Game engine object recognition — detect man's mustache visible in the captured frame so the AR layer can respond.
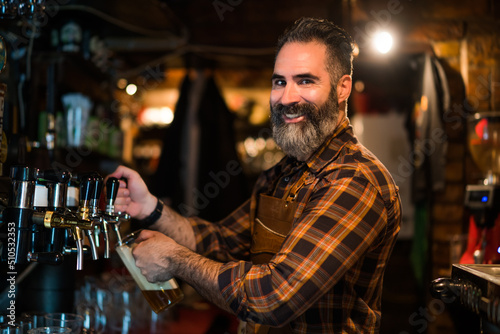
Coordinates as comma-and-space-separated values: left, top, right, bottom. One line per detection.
271, 103, 317, 117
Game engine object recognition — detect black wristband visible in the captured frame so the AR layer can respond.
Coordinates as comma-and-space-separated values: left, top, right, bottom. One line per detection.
140, 198, 164, 228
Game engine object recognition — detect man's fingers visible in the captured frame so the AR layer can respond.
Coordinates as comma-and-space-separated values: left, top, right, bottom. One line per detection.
108, 165, 135, 182
136, 229, 157, 242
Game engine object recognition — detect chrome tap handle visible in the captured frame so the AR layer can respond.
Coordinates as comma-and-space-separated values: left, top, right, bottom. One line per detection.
90, 174, 103, 216
105, 177, 120, 214
101, 177, 120, 257
103, 177, 123, 253
72, 175, 94, 269
86, 174, 103, 260
78, 175, 93, 220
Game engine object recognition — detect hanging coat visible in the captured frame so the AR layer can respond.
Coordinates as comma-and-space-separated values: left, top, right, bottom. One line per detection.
151, 71, 249, 222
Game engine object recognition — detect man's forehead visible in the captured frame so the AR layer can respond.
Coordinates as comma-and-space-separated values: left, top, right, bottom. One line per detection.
273, 41, 329, 76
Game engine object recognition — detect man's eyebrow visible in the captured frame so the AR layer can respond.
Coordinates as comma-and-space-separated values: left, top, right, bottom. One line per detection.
271, 73, 321, 81
294, 73, 320, 81
271, 73, 285, 80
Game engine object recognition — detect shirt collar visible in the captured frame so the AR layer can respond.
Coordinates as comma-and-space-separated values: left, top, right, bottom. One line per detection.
303, 117, 354, 174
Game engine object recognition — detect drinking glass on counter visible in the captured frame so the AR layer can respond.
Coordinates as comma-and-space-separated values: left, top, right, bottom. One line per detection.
20, 312, 46, 329
73, 266, 178, 333
74, 277, 109, 333
0, 323, 20, 334
43, 314, 82, 334
27, 327, 71, 334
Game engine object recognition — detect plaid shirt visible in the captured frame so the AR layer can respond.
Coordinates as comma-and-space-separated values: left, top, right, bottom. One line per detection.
190, 118, 401, 333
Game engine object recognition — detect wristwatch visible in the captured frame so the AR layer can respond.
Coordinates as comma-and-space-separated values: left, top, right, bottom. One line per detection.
140, 197, 164, 228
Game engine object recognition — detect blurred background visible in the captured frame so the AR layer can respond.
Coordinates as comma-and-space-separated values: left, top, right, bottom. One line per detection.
0, 0, 499, 333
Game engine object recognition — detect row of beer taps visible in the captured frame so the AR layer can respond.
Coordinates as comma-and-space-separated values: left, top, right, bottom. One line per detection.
1, 165, 129, 270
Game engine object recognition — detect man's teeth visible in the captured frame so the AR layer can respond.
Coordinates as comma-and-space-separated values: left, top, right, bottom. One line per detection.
285, 113, 302, 119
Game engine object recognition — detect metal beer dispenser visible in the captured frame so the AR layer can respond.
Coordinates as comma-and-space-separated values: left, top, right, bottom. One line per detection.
0, 167, 133, 270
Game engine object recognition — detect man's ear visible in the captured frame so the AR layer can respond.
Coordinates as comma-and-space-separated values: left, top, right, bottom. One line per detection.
337, 74, 352, 104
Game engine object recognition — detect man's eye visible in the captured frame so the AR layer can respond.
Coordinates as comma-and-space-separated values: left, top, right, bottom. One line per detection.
273, 79, 286, 86
299, 79, 313, 85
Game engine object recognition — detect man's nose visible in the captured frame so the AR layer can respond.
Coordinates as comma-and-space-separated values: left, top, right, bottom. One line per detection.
281, 84, 300, 105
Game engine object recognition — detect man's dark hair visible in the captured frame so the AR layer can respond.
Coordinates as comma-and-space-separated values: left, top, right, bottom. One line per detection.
276, 17, 354, 84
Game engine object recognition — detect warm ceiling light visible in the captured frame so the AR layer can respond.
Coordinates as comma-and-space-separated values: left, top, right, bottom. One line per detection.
139, 107, 174, 126
117, 78, 128, 89
126, 84, 138, 95
373, 31, 393, 54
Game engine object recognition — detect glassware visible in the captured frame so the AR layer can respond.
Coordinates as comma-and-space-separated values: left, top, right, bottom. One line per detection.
74, 277, 108, 333
467, 111, 500, 184
20, 312, 46, 328
0, 323, 20, 334
115, 230, 184, 314
43, 314, 83, 334
27, 327, 71, 334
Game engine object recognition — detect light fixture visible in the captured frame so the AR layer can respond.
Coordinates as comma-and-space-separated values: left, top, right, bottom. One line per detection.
116, 78, 128, 90
373, 31, 393, 54
139, 107, 174, 127
125, 84, 137, 96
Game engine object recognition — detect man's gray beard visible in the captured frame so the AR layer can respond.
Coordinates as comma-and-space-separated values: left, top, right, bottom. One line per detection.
271, 93, 339, 161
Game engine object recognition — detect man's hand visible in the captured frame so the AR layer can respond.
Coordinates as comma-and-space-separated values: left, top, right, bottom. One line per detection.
133, 230, 178, 283
131, 231, 231, 314
107, 165, 157, 220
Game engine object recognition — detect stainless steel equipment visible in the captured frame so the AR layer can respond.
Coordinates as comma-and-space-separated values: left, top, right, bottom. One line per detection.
432, 264, 500, 333
432, 112, 500, 333
0, 166, 129, 270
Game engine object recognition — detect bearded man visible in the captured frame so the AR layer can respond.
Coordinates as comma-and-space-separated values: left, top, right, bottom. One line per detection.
109, 17, 401, 334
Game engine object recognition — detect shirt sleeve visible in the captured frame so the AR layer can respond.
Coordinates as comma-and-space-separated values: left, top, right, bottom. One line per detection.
189, 199, 253, 262
218, 176, 390, 326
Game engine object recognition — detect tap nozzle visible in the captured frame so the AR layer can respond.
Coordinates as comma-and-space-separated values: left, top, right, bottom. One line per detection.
102, 177, 123, 256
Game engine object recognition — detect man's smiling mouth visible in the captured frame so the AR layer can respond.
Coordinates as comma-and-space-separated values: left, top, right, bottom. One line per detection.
283, 113, 306, 123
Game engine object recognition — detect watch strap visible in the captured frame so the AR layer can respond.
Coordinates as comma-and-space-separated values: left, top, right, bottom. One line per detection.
140, 197, 164, 228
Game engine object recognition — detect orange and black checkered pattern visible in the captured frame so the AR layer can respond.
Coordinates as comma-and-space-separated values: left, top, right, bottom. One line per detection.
190, 119, 401, 333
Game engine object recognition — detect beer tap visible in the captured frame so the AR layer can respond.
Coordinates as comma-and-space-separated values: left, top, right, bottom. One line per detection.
43, 170, 72, 251
30, 209, 91, 265
75, 175, 98, 266
90, 175, 103, 249
27, 169, 72, 264
83, 173, 102, 261
2, 166, 38, 264
30, 175, 95, 269
102, 177, 129, 257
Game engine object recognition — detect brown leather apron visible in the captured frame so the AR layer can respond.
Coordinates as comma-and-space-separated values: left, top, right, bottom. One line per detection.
246, 172, 309, 334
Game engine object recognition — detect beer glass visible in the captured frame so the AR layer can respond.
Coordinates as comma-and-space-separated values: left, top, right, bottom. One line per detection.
27, 327, 71, 334
115, 231, 184, 313
43, 314, 83, 334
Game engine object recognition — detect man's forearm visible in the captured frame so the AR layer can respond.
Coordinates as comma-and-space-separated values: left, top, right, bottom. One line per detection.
172, 246, 233, 314
149, 204, 197, 251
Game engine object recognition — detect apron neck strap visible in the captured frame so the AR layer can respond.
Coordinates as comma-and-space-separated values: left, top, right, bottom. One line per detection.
284, 169, 309, 203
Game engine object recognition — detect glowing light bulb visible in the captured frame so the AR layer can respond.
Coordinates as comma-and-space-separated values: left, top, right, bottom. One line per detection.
373, 31, 393, 54
126, 84, 138, 95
